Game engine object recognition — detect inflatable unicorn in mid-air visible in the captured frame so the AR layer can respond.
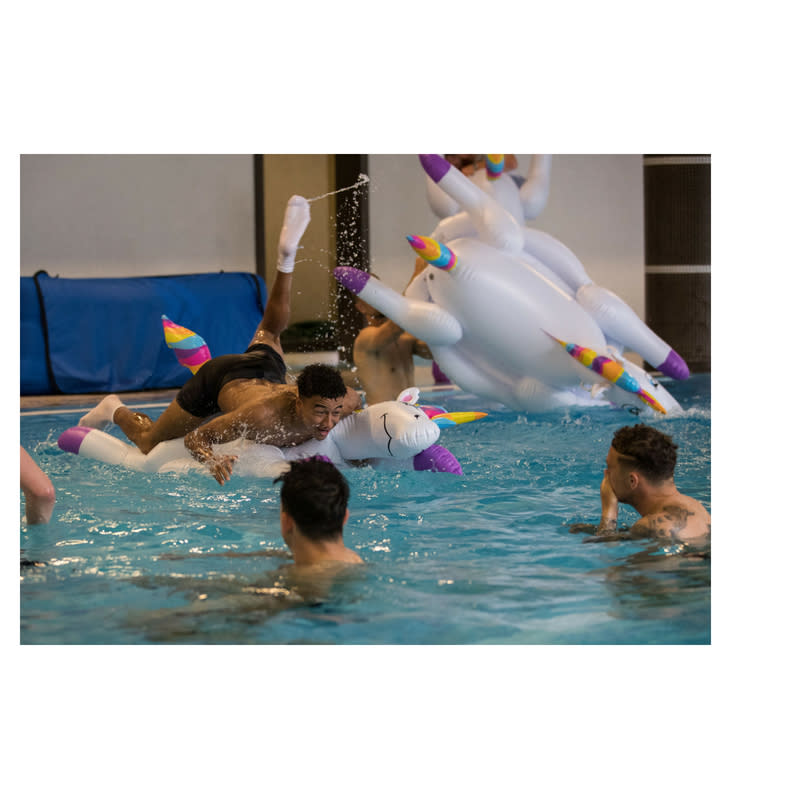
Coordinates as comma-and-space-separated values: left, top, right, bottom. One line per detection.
335, 154, 688, 416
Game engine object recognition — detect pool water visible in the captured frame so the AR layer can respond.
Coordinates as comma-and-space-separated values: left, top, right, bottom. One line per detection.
19, 374, 710, 644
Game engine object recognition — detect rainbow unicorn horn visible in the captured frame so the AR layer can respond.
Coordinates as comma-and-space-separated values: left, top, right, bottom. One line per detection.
417, 405, 488, 428
406, 235, 457, 272
429, 410, 488, 428
546, 332, 667, 415
485, 154, 505, 180
161, 315, 212, 374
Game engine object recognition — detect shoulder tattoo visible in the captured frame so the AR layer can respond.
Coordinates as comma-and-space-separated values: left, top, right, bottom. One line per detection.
631, 504, 695, 539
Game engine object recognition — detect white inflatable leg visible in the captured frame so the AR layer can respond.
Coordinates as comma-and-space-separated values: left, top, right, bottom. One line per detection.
470, 170, 525, 224
425, 173, 461, 219
517, 250, 575, 297
521, 228, 592, 292
431, 211, 478, 244
419, 155, 523, 254
576, 284, 690, 379
519, 155, 552, 220
335, 268, 463, 345
58, 427, 150, 470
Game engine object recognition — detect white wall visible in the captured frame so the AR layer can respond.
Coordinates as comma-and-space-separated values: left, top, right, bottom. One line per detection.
20, 155, 255, 278
367, 154, 646, 318
19, 153, 645, 322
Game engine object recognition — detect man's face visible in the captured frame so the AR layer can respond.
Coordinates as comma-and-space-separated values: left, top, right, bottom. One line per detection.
297, 395, 346, 440
605, 446, 635, 504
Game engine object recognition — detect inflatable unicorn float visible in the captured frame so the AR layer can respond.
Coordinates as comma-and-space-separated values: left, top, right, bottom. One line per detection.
335, 154, 688, 416
58, 318, 485, 479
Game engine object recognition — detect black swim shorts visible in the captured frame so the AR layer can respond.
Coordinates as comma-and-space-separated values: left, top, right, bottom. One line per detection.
175, 343, 287, 418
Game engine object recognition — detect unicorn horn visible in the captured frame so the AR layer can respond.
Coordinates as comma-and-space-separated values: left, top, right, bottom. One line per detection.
406, 235, 457, 272
430, 411, 488, 428
485, 154, 505, 180
546, 332, 667, 415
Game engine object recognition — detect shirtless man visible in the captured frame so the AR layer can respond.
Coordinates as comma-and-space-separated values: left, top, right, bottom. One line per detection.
80, 195, 361, 485
593, 423, 711, 543
352, 291, 432, 405
275, 456, 363, 568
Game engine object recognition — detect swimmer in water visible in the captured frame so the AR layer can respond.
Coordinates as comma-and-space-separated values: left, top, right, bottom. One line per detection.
80, 195, 360, 485
350, 286, 433, 405
583, 423, 711, 543
128, 458, 363, 637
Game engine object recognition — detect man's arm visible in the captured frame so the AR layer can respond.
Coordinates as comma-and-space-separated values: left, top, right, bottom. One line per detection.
20, 447, 56, 524
183, 410, 255, 485
412, 337, 433, 360
342, 386, 363, 416
597, 473, 619, 533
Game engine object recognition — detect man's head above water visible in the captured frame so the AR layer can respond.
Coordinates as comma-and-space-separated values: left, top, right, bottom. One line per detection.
294, 364, 349, 441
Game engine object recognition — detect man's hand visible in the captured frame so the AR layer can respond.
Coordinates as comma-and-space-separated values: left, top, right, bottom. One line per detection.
207, 454, 238, 486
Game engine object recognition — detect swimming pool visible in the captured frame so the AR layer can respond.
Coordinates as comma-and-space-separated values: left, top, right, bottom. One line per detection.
20, 374, 710, 644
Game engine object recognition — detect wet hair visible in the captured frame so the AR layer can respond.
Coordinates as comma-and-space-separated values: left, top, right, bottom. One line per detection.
275, 456, 350, 540
296, 364, 346, 400
611, 424, 678, 483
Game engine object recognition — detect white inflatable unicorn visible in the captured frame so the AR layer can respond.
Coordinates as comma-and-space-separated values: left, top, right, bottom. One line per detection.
335, 154, 686, 416
60, 309, 487, 478
58, 388, 484, 479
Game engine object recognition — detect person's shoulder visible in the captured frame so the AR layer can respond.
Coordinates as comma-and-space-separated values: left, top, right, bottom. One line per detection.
235, 392, 286, 423
632, 498, 710, 540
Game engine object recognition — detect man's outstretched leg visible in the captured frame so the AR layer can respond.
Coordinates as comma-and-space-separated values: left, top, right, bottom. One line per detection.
249, 195, 311, 354
80, 395, 205, 454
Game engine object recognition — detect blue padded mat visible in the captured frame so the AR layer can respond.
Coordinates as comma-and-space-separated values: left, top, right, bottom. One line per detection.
21, 271, 266, 394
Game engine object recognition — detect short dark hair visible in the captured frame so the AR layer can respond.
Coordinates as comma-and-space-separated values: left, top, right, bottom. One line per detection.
275, 457, 350, 540
296, 364, 346, 400
611, 424, 678, 483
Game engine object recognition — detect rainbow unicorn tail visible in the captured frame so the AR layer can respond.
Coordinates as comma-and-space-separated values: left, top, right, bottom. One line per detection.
547, 332, 667, 415
162, 316, 212, 374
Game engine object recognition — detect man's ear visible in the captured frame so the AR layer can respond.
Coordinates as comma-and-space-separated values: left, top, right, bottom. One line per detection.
281, 509, 294, 537
343, 509, 350, 527
629, 471, 640, 490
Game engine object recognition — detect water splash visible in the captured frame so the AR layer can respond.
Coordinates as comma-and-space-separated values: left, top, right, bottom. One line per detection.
306, 173, 370, 203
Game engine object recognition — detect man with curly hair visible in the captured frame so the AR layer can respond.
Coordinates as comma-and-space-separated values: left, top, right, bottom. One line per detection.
79, 196, 360, 484
595, 423, 710, 542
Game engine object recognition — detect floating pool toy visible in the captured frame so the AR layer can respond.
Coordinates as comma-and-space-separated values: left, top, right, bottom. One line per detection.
161, 315, 211, 374
336, 154, 686, 416
59, 389, 486, 478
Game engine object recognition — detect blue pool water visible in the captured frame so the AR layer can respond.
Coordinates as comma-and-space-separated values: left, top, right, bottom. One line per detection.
19, 374, 710, 645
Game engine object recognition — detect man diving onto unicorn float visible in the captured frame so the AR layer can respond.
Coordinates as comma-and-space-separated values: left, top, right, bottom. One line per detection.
79, 195, 361, 486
